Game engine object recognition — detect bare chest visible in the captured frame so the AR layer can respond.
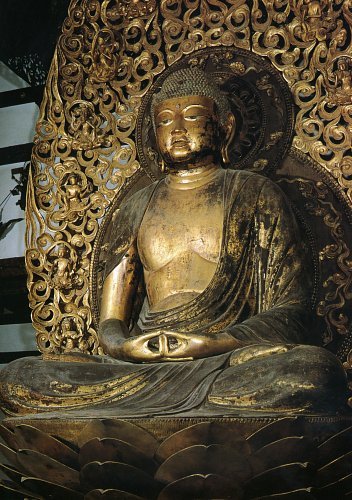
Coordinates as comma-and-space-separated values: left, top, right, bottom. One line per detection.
137, 180, 224, 272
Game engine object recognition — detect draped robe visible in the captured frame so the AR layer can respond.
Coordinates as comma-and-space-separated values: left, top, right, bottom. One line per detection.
0, 170, 348, 416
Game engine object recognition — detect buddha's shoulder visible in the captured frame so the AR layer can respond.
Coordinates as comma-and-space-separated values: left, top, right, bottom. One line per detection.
228, 169, 284, 196
227, 168, 265, 185
110, 182, 158, 234
119, 181, 158, 211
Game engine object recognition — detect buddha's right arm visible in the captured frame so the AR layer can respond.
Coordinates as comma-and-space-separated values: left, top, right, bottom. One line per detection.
99, 242, 140, 356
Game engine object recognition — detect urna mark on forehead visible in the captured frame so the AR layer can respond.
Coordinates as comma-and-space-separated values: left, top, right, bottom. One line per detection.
151, 67, 231, 126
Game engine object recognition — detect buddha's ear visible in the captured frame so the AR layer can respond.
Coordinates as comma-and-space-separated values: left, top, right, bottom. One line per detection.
221, 112, 235, 166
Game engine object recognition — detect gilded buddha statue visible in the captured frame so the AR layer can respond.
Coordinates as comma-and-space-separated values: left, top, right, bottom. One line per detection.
0, 68, 348, 416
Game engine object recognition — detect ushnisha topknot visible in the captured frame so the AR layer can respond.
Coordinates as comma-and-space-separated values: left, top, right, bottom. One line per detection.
151, 67, 231, 128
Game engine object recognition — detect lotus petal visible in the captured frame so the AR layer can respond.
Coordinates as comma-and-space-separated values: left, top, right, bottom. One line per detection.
22, 477, 83, 499
250, 436, 314, 476
0, 442, 21, 469
14, 424, 79, 469
85, 489, 145, 499
78, 420, 157, 457
155, 444, 250, 484
16, 449, 80, 490
156, 422, 249, 462
0, 479, 41, 499
79, 437, 157, 474
317, 473, 352, 497
245, 462, 312, 497
251, 488, 314, 499
0, 462, 24, 483
316, 450, 352, 486
0, 424, 19, 450
80, 461, 159, 497
247, 418, 306, 452
317, 426, 352, 467
157, 473, 242, 499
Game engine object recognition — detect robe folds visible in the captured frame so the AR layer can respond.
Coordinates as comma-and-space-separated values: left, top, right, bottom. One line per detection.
0, 170, 348, 416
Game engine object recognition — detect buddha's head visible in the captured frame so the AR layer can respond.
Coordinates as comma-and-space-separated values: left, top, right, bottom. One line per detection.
67, 174, 78, 185
57, 244, 67, 258
151, 68, 235, 170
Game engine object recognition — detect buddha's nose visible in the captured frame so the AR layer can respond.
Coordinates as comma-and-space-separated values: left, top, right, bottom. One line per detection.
172, 115, 187, 134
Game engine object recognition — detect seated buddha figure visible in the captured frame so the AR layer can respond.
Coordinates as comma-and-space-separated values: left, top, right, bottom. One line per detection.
0, 68, 348, 416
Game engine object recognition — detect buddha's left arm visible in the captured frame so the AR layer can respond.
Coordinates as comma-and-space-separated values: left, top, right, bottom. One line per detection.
227, 180, 314, 347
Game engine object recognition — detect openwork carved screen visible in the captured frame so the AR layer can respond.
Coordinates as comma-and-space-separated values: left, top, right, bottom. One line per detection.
27, 0, 352, 360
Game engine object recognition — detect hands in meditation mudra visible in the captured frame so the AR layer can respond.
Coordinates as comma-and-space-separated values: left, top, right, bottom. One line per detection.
0, 68, 348, 416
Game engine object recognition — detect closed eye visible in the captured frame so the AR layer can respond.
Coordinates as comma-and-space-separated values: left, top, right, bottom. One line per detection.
157, 118, 173, 127
185, 115, 201, 120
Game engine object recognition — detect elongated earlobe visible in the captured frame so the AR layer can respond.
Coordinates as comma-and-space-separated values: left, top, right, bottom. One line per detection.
159, 156, 167, 173
221, 113, 235, 165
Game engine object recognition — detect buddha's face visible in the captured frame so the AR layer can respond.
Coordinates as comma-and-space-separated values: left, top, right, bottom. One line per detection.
58, 246, 66, 258
68, 175, 77, 185
154, 95, 220, 168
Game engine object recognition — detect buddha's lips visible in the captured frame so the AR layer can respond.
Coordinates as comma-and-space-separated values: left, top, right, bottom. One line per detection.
171, 137, 189, 146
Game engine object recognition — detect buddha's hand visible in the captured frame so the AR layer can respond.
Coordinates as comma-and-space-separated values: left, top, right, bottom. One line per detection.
99, 321, 238, 362
146, 330, 239, 361
99, 320, 159, 362
109, 331, 196, 363
110, 332, 170, 362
